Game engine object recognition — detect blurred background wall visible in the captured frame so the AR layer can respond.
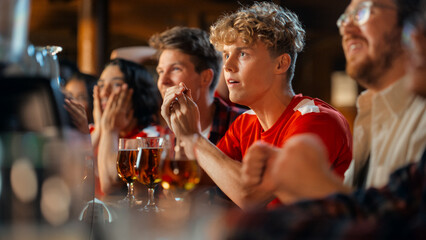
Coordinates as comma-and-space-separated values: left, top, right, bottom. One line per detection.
28, 0, 358, 129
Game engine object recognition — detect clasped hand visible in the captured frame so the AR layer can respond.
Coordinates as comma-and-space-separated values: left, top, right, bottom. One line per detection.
241, 141, 279, 197
161, 82, 201, 138
241, 134, 343, 205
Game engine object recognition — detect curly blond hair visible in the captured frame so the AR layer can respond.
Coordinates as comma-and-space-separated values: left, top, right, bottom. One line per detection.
210, 1, 305, 82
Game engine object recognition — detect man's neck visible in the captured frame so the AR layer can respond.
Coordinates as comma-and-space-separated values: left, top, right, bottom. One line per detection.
367, 55, 407, 92
251, 88, 295, 131
197, 95, 215, 132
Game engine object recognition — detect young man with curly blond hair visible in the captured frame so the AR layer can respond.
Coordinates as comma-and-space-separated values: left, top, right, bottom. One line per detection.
160, 2, 352, 210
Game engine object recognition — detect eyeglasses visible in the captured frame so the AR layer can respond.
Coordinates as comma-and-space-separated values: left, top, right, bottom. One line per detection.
337, 1, 397, 29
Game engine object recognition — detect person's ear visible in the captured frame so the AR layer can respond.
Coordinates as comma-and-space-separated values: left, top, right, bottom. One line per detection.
200, 68, 214, 89
275, 53, 291, 74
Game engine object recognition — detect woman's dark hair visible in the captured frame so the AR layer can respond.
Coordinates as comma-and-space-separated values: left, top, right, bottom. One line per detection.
106, 58, 161, 127
67, 71, 98, 123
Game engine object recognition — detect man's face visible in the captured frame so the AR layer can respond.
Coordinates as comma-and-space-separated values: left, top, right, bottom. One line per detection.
156, 49, 203, 102
340, 0, 402, 89
222, 38, 277, 108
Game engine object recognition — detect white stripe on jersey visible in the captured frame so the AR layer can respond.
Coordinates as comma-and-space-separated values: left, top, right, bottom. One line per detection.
293, 99, 320, 115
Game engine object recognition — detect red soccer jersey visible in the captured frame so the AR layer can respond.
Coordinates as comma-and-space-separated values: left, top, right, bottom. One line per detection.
216, 94, 353, 207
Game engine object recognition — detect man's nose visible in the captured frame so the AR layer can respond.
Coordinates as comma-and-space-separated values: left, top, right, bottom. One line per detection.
223, 55, 238, 73
158, 72, 174, 86
339, 17, 358, 36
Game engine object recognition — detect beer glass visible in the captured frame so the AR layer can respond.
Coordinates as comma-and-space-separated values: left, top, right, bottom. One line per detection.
135, 137, 164, 212
160, 135, 201, 202
116, 138, 141, 207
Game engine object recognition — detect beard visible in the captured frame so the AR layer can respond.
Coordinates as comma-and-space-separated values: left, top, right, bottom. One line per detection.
346, 30, 403, 89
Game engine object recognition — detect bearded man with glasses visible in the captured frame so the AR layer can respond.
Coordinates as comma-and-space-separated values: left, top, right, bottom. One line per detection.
337, 0, 426, 189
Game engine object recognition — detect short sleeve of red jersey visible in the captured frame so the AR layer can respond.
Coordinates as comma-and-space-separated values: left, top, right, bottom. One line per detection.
285, 108, 352, 178
216, 117, 244, 161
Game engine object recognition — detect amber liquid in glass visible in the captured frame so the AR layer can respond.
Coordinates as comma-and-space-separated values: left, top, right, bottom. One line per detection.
117, 149, 138, 183
136, 147, 163, 188
161, 159, 201, 195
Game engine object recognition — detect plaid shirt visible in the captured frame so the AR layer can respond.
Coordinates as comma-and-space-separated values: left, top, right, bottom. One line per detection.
208, 97, 246, 144
227, 149, 426, 239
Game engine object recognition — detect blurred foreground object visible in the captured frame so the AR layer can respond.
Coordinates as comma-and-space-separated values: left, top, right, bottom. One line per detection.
0, 0, 95, 239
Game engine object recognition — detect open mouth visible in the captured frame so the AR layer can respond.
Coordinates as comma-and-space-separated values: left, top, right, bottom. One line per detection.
344, 36, 366, 58
349, 42, 362, 51
227, 79, 240, 85
344, 39, 365, 59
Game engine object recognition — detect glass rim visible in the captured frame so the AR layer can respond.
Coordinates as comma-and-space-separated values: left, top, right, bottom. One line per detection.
118, 137, 141, 140
118, 138, 141, 148
136, 136, 164, 139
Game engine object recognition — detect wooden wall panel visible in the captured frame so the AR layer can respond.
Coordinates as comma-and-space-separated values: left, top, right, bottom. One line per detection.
27, 0, 354, 127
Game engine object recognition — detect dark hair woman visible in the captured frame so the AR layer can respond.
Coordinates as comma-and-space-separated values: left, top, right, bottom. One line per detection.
92, 58, 164, 195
